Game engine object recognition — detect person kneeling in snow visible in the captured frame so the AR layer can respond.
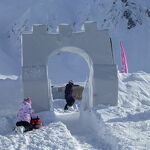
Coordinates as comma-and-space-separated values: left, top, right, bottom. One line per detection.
64, 80, 75, 110
16, 97, 35, 132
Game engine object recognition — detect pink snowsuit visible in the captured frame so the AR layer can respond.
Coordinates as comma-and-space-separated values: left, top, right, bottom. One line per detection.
16, 101, 34, 123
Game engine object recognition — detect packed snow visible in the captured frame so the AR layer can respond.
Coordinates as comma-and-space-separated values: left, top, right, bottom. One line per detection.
0, 73, 150, 149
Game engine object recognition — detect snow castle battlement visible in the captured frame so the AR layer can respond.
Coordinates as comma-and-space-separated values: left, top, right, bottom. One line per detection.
22, 22, 118, 113
32, 22, 97, 34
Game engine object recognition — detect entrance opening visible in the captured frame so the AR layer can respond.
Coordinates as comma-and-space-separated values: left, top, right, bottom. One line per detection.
47, 47, 93, 114
48, 51, 89, 85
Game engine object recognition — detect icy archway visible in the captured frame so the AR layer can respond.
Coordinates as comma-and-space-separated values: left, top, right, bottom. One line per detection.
22, 22, 118, 113
48, 46, 94, 110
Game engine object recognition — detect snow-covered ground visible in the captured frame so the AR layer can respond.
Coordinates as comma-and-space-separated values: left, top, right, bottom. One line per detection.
0, 72, 150, 150
0, 0, 150, 149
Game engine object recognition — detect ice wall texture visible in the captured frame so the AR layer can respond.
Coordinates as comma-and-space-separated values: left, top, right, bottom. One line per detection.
22, 23, 118, 112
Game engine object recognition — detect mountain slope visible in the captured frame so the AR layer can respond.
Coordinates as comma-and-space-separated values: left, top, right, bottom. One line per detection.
0, 0, 150, 79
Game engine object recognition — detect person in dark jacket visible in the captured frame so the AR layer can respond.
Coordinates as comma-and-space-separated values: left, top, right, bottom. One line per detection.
64, 80, 75, 110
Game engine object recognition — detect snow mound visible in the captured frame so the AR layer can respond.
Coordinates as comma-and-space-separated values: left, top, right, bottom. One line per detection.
0, 122, 81, 150
94, 72, 150, 149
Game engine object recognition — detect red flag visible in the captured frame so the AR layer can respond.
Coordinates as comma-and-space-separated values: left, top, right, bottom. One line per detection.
120, 41, 128, 73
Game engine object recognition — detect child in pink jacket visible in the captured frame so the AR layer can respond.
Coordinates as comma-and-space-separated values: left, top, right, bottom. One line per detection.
16, 97, 35, 132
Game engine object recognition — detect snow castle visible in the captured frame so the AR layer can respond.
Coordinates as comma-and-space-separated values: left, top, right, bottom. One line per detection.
21, 22, 118, 112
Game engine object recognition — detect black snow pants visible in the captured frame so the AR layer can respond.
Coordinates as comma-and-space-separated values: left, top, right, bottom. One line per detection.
16, 121, 33, 132
64, 96, 75, 110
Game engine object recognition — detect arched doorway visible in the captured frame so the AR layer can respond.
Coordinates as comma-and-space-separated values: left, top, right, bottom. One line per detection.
22, 23, 118, 113
47, 46, 94, 112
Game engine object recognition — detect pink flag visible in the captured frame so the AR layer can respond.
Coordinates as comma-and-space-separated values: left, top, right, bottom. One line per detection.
120, 41, 128, 73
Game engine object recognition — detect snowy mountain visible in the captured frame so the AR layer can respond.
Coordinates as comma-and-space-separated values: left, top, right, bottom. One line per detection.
0, 0, 150, 82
